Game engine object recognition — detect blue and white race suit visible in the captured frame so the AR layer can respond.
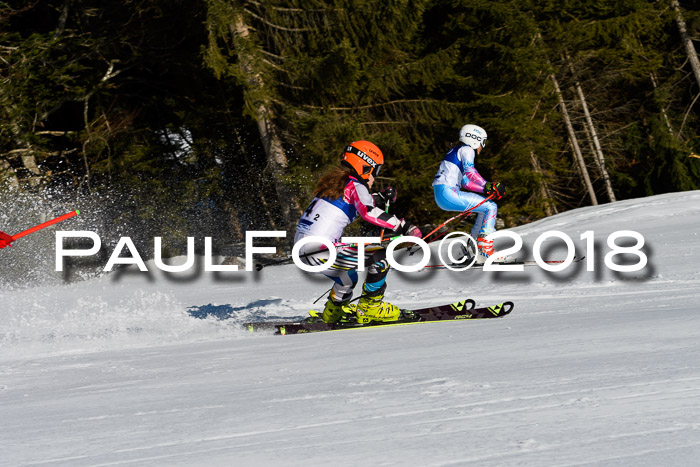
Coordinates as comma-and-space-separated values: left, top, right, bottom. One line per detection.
432, 143, 497, 238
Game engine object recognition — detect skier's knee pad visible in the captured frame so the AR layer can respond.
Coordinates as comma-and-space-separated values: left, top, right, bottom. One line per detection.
366, 249, 390, 283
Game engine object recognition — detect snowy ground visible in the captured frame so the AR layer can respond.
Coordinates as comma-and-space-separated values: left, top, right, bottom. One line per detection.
2, 191, 700, 466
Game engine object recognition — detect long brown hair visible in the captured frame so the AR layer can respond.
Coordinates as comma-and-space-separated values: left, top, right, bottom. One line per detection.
313, 166, 354, 199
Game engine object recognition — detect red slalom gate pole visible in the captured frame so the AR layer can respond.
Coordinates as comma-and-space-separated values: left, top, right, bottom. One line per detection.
0, 210, 80, 249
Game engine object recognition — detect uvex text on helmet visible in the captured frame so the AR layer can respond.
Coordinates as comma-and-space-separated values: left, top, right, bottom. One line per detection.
341, 140, 384, 180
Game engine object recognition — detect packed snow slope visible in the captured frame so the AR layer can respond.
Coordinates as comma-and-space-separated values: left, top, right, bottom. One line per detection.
2, 191, 700, 466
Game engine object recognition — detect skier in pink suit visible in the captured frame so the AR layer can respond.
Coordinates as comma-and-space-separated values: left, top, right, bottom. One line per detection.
294, 140, 421, 324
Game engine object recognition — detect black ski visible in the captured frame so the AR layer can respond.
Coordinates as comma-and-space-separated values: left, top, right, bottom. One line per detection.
244, 300, 514, 335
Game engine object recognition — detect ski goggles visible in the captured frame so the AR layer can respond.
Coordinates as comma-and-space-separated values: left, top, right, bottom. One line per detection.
358, 162, 381, 178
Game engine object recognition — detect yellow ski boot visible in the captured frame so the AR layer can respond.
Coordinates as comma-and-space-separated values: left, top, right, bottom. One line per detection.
356, 284, 401, 325
321, 291, 354, 324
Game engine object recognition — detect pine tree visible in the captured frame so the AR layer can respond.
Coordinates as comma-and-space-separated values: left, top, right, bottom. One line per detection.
204, 0, 465, 224
0, 1, 249, 250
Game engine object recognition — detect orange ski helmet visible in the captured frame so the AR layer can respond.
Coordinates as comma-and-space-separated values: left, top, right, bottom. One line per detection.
341, 140, 384, 181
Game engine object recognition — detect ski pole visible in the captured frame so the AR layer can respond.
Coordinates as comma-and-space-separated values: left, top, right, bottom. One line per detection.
0, 210, 80, 249
254, 241, 342, 271
255, 254, 297, 271
255, 238, 390, 271
421, 193, 495, 243
405, 194, 495, 256
379, 197, 391, 242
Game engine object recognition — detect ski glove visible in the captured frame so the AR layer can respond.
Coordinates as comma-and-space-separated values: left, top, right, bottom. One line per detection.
372, 186, 397, 210
394, 219, 422, 238
484, 182, 506, 199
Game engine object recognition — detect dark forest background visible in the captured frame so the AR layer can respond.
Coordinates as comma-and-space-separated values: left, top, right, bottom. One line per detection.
1, 0, 699, 254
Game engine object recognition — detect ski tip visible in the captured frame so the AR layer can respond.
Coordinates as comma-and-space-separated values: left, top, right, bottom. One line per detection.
461, 299, 476, 312
485, 301, 515, 317
499, 301, 515, 316
75, 209, 80, 215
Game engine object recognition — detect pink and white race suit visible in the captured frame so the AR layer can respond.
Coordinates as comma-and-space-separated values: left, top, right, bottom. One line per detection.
294, 175, 402, 301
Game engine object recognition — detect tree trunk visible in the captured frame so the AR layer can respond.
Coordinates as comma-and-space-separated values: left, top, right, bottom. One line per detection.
550, 73, 599, 206
231, 12, 300, 232
53, 0, 71, 39
529, 150, 557, 216
649, 72, 676, 136
527, 95, 559, 215
568, 58, 616, 202
672, 0, 700, 90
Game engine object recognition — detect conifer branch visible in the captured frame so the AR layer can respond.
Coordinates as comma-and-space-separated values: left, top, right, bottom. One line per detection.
247, 1, 340, 13
679, 91, 700, 137
244, 8, 313, 32
281, 84, 308, 91
260, 48, 284, 61
303, 98, 444, 111
359, 121, 411, 125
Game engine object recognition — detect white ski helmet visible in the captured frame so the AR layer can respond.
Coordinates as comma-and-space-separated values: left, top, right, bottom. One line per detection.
459, 124, 487, 150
